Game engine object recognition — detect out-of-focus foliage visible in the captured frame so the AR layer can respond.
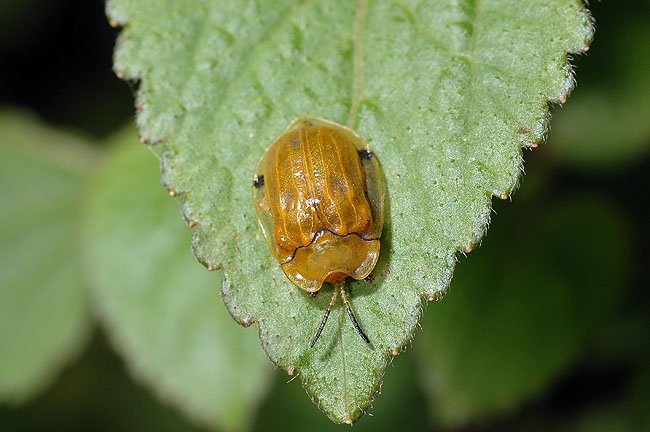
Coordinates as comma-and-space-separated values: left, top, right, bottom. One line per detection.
417, 197, 629, 426
0, 332, 208, 431
0, 111, 94, 404
83, 130, 272, 432
549, 5, 650, 169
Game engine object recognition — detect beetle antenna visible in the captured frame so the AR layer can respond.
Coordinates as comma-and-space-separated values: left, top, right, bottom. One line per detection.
339, 283, 371, 345
310, 288, 338, 348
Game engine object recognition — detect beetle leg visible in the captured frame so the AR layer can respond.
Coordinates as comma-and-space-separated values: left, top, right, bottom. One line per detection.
339, 283, 371, 345
310, 288, 338, 348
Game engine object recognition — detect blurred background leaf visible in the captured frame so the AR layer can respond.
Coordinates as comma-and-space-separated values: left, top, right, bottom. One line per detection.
0, 332, 205, 432
416, 197, 630, 426
549, 3, 650, 170
0, 111, 95, 404
83, 129, 273, 432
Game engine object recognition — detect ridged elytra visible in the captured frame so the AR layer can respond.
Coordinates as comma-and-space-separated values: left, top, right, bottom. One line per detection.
252, 116, 384, 347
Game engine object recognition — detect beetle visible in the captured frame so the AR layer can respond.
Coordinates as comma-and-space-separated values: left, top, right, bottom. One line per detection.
252, 116, 384, 347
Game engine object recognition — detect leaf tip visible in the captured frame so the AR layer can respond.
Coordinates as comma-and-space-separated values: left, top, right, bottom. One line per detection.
241, 315, 254, 328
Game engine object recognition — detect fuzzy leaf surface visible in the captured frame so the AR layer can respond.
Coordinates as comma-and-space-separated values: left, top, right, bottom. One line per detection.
109, 0, 592, 423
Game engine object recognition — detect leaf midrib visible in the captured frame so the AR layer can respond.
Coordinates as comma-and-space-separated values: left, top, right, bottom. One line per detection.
336, 0, 367, 421
346, 0, 368, 127
337, 310, 351, 422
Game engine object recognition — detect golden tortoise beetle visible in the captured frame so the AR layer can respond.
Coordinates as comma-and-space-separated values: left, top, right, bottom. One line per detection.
252, 116, 384, 347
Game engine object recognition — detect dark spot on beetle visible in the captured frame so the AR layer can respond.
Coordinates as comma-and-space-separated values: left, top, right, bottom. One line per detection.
358, 149, 373, 160
364, 273, 374, 283
253, 175, 265, 188
290, 138, 300, 147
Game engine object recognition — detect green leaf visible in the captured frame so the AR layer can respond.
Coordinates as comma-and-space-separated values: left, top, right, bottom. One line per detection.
549, 8, 650, 169
109, 0, 592, 423
416, 197, 630, 426
0, 110, 94, 403
83, 129, 272, 432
